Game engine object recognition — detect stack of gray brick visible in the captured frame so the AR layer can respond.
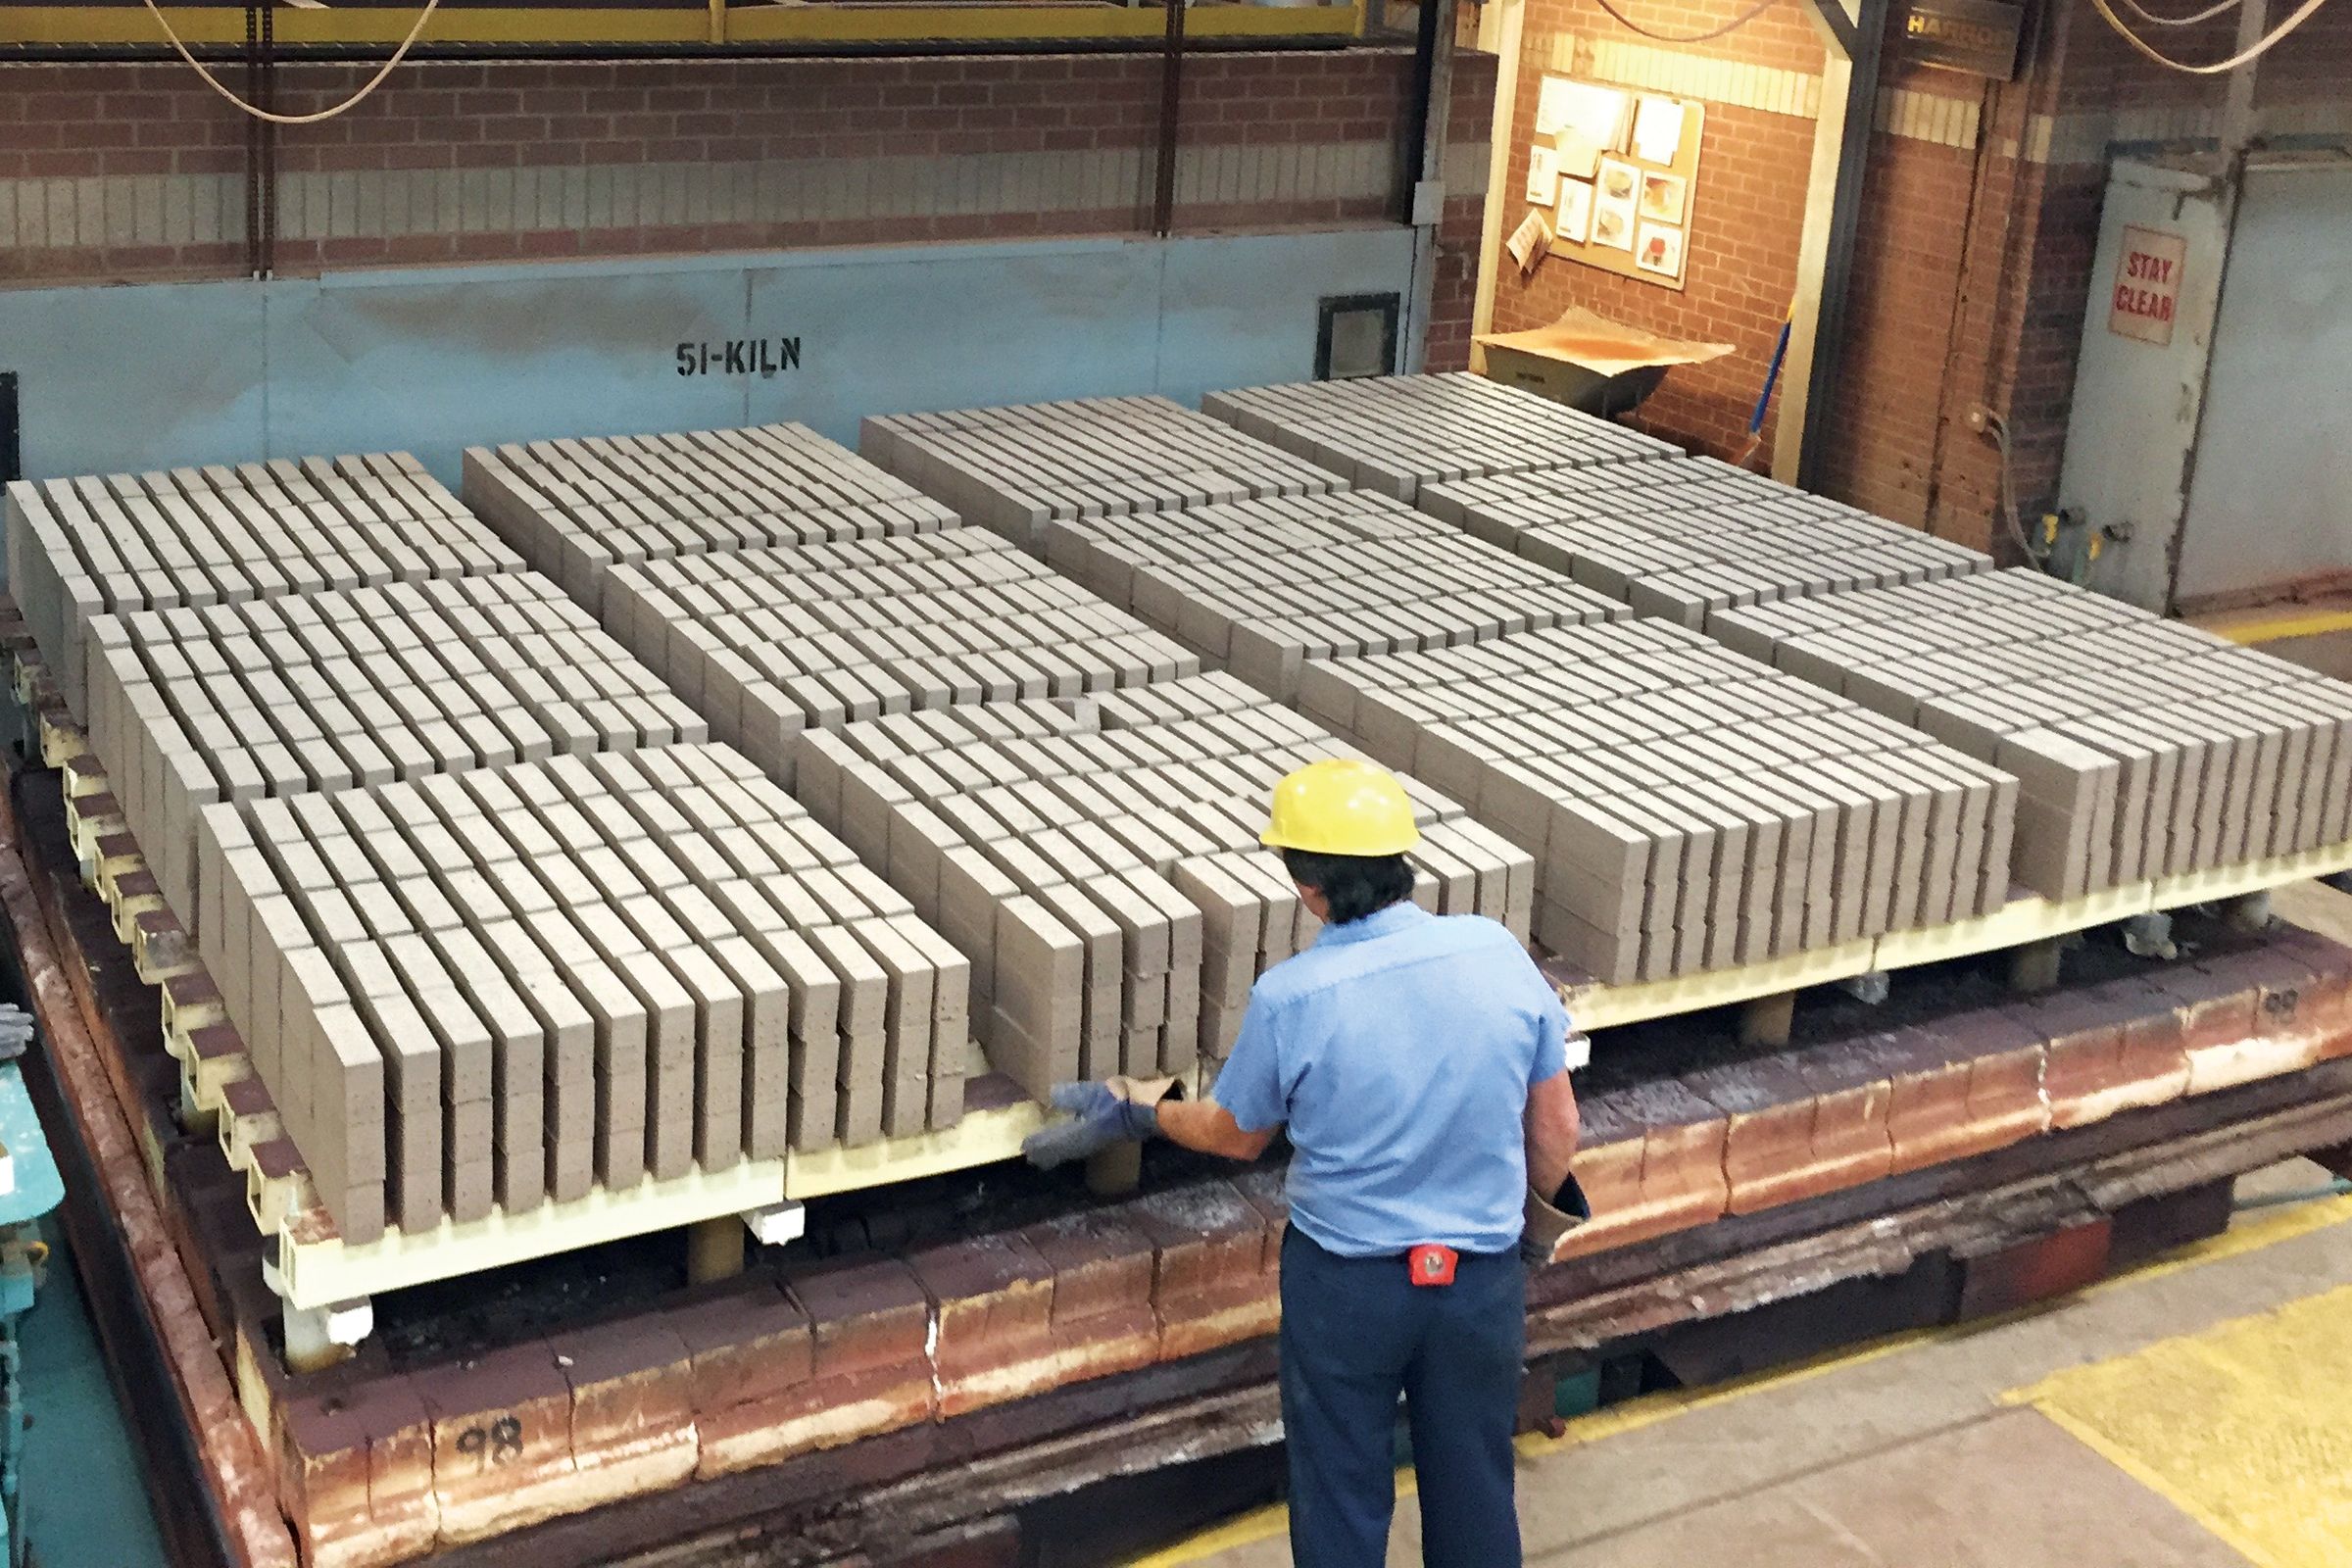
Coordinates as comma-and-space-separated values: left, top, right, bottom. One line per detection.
83, 572, 707, 946
5, 453, 520, 715
463, 423, 957, 614
1199, 372, 1682, 504
794, 672, 1533, 1094
1295, 620, 2019, 985
199, 743, 971, 1244
1033, 490, 1627, 700
1712, 569, 2352, 900
593, 528, 1200, 784
1418, 457, 1993, 627
859, 395, 1347, 545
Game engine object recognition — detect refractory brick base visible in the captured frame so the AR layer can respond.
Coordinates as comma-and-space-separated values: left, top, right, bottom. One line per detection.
264, 926, 2352, 1566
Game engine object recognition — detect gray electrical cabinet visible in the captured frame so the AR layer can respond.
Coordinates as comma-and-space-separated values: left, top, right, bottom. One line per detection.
2056, 151, 2352, 613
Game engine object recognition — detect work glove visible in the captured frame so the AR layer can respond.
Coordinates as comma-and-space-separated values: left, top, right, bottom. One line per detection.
0, 1004, 31, 1063
1520, 1171, 1593, 1266
1023, 1075, 1179, 1169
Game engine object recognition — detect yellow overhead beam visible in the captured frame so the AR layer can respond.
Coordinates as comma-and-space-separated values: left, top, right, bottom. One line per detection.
0, 5, 702, 44
0, 1, 1359, 48
730, 5, 1168, 41
1180, 1, 1363, 36
729, 2, 1357, 40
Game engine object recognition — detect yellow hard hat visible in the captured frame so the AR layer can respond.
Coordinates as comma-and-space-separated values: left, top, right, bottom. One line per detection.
1260, 758, 1422, 857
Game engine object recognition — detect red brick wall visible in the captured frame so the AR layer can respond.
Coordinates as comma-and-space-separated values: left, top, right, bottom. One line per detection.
1818, 36, 2038, 551
1485, 0, 1826, 460
2060, 0, 2236, 112
2000, 166, 2108, 514
0, 47, 1429, 283
1817, 123, 1979, 530
1429, 46, 1500, 372
1823, 0, 2352, 556
0, 69, 249, 279
2254, 1, 2352, 106
1480, 0, 2352, 552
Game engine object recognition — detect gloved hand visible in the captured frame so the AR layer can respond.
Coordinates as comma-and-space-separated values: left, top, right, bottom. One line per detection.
1023, 1076, 1177, 1169
1520, 1171, 1592, 1266
0, 1004, 31, 1063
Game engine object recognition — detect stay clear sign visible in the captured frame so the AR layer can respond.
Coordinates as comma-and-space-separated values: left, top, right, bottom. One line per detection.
2109, 224, 2186, 346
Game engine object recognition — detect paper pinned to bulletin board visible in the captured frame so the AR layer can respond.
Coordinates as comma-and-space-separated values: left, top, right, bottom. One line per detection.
1538, 77, 1703, 292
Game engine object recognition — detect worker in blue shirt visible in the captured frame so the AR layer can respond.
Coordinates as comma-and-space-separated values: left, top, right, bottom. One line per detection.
1027, 758, 1585, 1568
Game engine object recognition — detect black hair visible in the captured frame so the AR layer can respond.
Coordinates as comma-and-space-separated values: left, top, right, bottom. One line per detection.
1280, 849, 1416, 927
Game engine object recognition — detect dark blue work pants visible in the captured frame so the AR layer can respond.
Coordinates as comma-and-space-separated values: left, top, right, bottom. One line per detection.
1278, 1226, 1526, 1568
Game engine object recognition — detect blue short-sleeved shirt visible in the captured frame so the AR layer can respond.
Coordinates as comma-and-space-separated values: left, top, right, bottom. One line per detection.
1210, 902, 1571, 1257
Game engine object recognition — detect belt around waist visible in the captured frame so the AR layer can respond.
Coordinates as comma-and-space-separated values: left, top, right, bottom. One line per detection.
1282, 1228, 1513, 1264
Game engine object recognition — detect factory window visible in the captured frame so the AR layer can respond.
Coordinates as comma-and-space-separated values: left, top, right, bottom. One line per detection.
1316, 294, 1401, 380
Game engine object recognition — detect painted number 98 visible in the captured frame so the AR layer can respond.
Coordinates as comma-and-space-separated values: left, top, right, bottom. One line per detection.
456, 1415, 524, 1465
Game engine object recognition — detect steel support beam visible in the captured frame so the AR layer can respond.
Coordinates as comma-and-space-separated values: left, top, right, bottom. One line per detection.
1399, 0, 1446, 223
1810, 0, 1858, 55
1151, 0, 1187, 236
1399, 0, 1454, 371
0, 372, 17, 485
1785, 0, 1885, 490
1466, 0, 1526, 369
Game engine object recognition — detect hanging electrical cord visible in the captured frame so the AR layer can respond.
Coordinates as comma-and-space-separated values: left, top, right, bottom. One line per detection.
2118, 0, 2244, 27
1591, 0, 1781, 45
141, 0, 444, 124
1977, 409, 2049, 565
2092, 0, 2337, 73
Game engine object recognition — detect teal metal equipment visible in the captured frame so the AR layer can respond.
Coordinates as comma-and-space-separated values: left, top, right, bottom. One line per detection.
0, 1004, 63, 1568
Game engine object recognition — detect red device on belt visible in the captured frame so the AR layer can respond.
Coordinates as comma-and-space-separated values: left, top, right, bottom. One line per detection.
1408, 1244, 1458, 1287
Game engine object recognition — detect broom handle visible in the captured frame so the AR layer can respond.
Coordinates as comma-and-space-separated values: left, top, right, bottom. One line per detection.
1748, 316, 1792, 437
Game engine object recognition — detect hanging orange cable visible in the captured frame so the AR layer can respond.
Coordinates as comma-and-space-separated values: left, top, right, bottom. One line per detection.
2118, 0, 2245, 26
1590, 0, 1781, 44
141, 0, 444, 124
2091, 0, 2336, 72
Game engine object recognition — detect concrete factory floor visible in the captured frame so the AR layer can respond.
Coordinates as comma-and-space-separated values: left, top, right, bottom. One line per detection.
18, 1216, 170, 1567
1152, 878, 2352, 1568
1150, 1159, 2352, 1568
2191, 599, 2352, 683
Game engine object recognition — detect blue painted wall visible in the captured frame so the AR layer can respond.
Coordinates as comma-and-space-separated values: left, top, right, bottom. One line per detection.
0, 225, 1417, 489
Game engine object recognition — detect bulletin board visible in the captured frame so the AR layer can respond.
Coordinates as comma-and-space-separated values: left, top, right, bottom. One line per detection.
1528, 78, 1704, 292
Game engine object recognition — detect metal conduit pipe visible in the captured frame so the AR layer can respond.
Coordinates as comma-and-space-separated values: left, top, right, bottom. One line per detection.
1399, 0, 1453, 373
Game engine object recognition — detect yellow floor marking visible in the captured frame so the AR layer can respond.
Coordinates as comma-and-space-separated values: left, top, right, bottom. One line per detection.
2009, 1282, 2352, 1568
2078, 1191, 2352, 1294
1161, 1321, 1954, 1554
1126, 1193, 2352, 1567
1132, 1503, 1298, 1563
2204, 608, 2352, 647
1119, 1332, 1936, 1567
